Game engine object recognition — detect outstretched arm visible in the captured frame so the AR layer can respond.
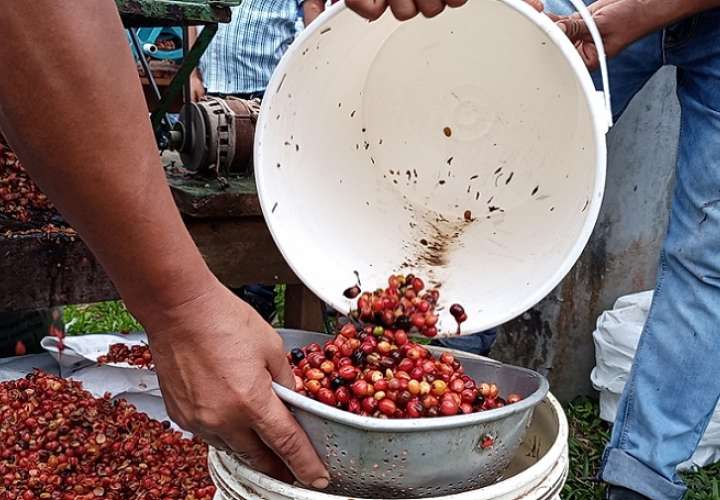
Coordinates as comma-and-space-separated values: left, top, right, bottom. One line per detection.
0, 0, 327, 489
552, 0, 720, 69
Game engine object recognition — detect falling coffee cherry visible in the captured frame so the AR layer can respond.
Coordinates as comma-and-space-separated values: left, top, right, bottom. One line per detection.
449, 303, 468, 333
450, 304, 467, 323
343, 285, 362, 299
14, 340, 26, 356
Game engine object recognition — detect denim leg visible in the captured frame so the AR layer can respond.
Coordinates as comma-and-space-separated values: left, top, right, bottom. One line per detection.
601, 12, 720, 499
432, 329, 497, 357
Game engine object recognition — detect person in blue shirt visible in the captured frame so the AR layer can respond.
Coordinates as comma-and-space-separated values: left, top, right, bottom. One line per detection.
189, 0, 325, 102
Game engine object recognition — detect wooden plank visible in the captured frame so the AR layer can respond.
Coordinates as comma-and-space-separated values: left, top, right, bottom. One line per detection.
187, 217, 298, 288
168, 174, 262, 218
0, 233, 119, 313
0, 218, 299, 313
284, 284, 325, 332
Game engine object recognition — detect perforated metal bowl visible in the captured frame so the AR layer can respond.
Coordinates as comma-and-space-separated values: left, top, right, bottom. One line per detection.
270, 330, 549, 498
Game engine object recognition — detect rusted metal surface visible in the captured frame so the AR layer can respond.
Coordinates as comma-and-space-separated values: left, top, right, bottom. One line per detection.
492, 68, 679, 401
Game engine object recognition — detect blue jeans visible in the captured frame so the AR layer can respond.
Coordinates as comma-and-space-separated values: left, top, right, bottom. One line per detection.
546, 2, 720, 497
431, 329, 497, 357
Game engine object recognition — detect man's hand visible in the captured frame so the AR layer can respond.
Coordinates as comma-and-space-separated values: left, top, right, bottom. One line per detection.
346, 0, 467, 21
551, 0, 718, 70
0, 1, 328, 489
148, 281, 329, 487
190, 70, 206, 101
550, 0, 646, 70
347, 0, 542, 21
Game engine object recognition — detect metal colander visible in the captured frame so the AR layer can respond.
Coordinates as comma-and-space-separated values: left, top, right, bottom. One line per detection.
266, 330, 549, 498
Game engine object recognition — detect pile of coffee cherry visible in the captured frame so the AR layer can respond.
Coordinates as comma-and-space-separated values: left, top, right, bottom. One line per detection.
289, 275, 521, 419
98, 343, 154, 369
0, 139, 54, 224
0, 371, 215, 499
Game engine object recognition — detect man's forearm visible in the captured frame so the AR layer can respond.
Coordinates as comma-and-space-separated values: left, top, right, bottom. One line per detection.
634, 0, 720, 36
0, 1, 216, 328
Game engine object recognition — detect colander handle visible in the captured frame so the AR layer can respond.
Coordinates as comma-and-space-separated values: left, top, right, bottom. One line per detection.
563, 0, 613, 129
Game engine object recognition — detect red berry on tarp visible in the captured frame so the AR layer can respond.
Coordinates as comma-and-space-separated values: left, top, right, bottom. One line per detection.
14, 340, 26, 356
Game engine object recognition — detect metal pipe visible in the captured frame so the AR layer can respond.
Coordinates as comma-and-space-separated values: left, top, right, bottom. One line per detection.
182, 26, 193, 153
129, 28, 171, 137
129, 28, 161, 102
151, 24, 218, 131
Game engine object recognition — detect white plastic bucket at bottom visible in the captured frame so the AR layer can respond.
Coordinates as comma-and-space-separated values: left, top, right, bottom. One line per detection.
210, 393, 568, 500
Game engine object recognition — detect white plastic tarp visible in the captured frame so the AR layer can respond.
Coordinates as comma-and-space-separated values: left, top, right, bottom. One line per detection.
591, 291, 720, 471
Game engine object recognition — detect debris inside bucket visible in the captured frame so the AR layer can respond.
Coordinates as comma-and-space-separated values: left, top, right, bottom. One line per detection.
289, 274, 522, 418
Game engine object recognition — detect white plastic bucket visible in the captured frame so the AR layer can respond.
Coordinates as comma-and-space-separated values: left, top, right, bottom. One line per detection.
210, 393, 569, 500
255, 0, 612, 335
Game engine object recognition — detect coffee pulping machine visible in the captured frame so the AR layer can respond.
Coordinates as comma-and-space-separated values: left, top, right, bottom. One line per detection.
118, 0, 259, 179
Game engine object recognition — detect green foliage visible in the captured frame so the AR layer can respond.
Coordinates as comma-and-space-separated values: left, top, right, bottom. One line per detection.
563, 397, 720, 499
273, 284, 286, 328
63, 301, 142, 335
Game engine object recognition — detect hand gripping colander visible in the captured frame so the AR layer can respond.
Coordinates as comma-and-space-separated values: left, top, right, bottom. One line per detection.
262, 330, 549, 498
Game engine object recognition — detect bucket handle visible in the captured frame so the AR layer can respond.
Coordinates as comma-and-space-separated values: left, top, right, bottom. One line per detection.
563, 0, 613, 129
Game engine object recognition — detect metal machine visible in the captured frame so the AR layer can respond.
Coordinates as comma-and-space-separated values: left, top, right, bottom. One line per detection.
118, 0, 259, 178
174, 96, 260, 177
